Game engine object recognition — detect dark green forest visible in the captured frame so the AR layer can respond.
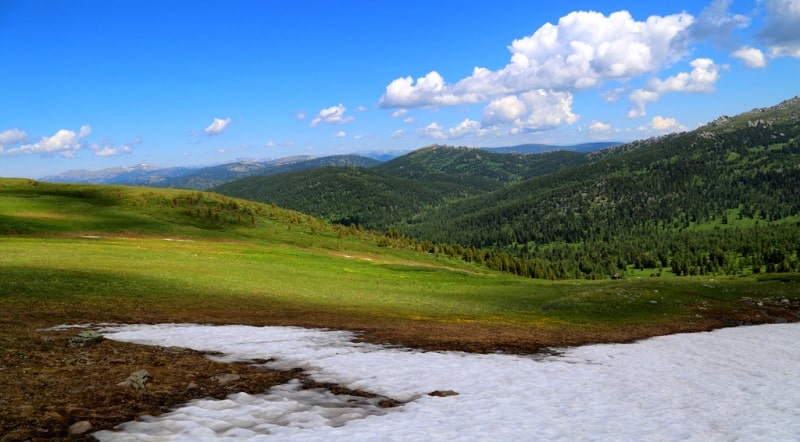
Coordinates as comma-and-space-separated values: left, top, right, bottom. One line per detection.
215, 97, 800, 280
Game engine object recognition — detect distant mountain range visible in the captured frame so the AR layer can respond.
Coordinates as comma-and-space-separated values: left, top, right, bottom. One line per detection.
39, 142, 620, 189
41, 155, 379, 190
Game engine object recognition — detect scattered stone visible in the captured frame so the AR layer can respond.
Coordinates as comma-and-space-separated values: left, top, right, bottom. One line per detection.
187, 382, 199, 390
428, 390, 459, 397
649, 300, 658, 304
68, 420, 93, 435
212, 373, 241, 385
117, 369, 152, 390
70, 330, 104, 346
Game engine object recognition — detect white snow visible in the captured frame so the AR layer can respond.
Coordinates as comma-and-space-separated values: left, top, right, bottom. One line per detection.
94, 323, 800, 441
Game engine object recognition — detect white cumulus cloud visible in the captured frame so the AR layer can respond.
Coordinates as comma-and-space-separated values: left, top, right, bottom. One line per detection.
419, 122, 446, 140
204, 118, 232, 136
2, 125, 91, 158
732, 46, 767, 68
483, 90, 578, 131
379, 10, 693, 110
640, 115, 688, 133
628, 58, 723, 118
333, 131, 347, 138
310, 104, 355, 127
448, 119, 485, 139
589, 121, 612, 133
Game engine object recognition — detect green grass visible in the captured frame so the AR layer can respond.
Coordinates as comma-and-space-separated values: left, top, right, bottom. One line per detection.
1, 178, 798, 342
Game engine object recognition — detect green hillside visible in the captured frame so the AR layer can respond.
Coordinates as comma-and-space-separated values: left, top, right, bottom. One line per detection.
213, 97, 800, 280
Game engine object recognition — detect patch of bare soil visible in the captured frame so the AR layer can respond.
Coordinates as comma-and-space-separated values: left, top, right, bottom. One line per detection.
0, 329, 307, 440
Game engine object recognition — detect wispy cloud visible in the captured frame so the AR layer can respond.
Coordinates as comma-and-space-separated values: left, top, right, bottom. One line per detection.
89, 136, 141, 157
0, 128, 28, 152
758, 0, 800, 58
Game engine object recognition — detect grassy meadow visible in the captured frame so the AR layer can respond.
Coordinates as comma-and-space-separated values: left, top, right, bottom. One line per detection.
1, 178, 799, 350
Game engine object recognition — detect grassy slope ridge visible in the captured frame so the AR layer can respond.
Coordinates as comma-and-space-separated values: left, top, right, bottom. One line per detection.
1, 177, 797, 336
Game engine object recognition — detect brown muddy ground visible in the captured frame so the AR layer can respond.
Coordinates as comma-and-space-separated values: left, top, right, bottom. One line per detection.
2, 298, 798, 440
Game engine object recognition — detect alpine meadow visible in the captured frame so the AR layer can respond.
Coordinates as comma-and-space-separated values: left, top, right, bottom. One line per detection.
3, 97, 800, 438
3, 1, 800, 439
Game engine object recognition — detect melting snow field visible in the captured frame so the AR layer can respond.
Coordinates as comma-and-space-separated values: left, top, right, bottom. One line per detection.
94, 323, 800, 441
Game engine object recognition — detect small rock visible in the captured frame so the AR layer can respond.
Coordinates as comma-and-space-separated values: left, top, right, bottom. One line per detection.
118, 369, 152, 390
428, 390, 459, 397
68, 420, 93, 435
70, 330, 104, 346
212, 373, 241, 385
187, 382, 199, 390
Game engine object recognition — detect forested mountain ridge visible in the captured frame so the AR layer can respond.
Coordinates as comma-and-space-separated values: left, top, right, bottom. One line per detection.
481, 141, 618, 154
407, 96, 800, 247
212, 145, 597, 228
212, 166, 481, 227
215, 96, 800, 279
375, 145, 591, 190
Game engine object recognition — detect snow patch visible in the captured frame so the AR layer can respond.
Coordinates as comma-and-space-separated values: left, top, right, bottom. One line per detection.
95, 323, 800, 441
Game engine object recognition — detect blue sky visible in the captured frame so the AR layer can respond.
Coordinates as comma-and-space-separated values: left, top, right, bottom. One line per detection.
1, 0, 799, 178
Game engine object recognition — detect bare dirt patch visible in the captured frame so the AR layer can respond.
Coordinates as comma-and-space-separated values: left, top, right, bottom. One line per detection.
2, 297, 798, 440
0, 328, 305, 440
